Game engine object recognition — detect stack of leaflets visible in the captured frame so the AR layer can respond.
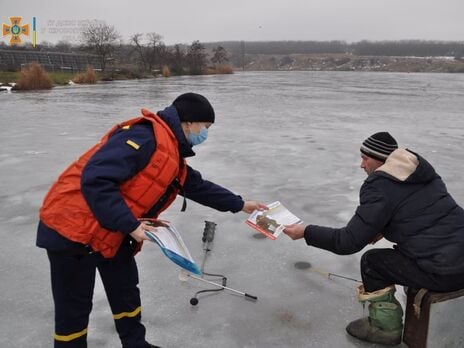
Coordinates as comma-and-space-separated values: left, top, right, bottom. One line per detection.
246, 201, 302, 240
144, 223, 201, 275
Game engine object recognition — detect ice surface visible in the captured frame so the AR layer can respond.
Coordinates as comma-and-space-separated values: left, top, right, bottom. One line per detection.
2, 71, 464, 347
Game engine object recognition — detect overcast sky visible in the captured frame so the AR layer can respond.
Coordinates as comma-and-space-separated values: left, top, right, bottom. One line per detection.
2, 0, 463, 45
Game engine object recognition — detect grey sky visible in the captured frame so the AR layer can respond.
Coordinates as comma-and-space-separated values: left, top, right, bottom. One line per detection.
2, 0, 463, 45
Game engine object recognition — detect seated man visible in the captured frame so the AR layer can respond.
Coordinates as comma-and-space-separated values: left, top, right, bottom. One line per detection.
284, 132, 464, 346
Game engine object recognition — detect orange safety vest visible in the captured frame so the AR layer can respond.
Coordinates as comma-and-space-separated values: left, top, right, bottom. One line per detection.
40, 109, 187, 258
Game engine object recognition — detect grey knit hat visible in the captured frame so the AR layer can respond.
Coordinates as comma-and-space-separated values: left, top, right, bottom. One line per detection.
360, 132, 398, 162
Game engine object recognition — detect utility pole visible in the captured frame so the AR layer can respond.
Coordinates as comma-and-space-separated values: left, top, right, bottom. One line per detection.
240, 40, 245, 71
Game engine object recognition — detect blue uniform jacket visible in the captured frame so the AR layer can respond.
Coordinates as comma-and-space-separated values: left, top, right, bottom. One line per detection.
37, 105, 244, 251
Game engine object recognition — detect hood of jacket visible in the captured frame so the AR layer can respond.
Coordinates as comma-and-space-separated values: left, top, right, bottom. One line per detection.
157, 105, 195, 158
373, 148, 438, 184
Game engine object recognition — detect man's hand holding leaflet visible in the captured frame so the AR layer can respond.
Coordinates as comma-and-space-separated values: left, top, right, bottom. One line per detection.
246, 201, 302, 240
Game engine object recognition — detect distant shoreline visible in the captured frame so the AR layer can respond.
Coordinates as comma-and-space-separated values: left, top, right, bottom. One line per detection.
240, 53, 464, 73
2, 54, 463, 89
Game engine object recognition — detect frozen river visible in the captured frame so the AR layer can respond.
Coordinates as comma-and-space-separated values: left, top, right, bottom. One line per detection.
1, 71, 464, 347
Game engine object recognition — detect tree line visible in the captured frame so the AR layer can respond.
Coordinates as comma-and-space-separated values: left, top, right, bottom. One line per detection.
206, 40, 464, 59
79, 23, 230, 74
0, 22, 230, 75
1, 20, 463, 74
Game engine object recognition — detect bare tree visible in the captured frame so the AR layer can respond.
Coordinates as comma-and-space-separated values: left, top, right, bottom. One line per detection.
186, 40, 207, 74
211, 45, 229, 65
130, 33, 148, 71
129, 32, 165, 72
168, 44, 186, 75
146, 32, 163, 71
156, 42, 169, 68
81, 22, 120, 71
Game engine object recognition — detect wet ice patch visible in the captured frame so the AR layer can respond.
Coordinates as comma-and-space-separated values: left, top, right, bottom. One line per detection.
294, 261, 312, 270
5, 195, 24, 205
6, 215, 32, 224
0, 154, 22, 167
252, 233, 267, 239
23, 150, 47, 155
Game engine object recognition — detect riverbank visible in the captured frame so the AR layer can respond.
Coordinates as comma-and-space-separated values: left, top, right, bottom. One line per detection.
0, 64, 234, 89
2, 55, 463, 90
0, 70, 140, 86
243, 53, 464, 73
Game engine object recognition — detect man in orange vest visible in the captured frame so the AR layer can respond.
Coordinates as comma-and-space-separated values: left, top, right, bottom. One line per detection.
37, 93, 266, 348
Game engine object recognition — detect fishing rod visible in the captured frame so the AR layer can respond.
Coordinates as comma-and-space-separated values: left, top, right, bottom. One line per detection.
179, 270, 258, 302
310, 267, 362, 283
191, 220, 226, 305
180, 221, 258, 305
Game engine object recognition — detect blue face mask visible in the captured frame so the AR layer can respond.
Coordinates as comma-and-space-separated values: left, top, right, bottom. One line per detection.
188, 126, 208, 146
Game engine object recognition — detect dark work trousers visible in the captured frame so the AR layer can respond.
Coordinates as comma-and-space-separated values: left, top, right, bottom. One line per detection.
47, 240, 148, 348
361, 248, 464, 293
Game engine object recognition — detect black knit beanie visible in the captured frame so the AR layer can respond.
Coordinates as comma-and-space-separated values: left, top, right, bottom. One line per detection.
173, 93, 215, 123
360, 132, 398, 162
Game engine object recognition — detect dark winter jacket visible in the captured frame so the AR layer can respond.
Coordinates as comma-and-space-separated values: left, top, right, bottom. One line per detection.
37, 105, 244, 251
305, 149, 464, 275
